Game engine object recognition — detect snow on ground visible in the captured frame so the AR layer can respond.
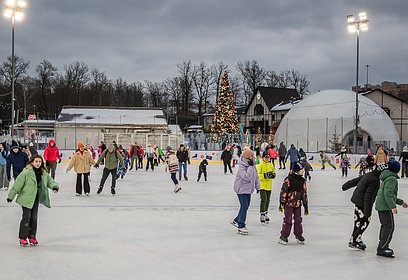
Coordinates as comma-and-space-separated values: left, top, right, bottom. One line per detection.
1, 164, 407, 280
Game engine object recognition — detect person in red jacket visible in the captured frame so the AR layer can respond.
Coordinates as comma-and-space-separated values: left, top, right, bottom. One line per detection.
43, 139, 61, 179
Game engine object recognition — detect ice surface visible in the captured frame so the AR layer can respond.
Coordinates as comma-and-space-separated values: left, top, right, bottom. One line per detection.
1, 164, 407, 280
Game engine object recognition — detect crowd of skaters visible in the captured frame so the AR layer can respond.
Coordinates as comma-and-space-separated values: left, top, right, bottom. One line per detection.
1, 138, 408, 259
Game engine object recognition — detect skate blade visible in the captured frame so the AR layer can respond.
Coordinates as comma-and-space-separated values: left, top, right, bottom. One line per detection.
376, 253, 395, 258
348, 244, 365, 251
237, 231, 248, 235
296, 240, 305, 245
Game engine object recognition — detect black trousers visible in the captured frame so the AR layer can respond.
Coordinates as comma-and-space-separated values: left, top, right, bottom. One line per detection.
198, 170, 207, 181
99, 168, 117, 188
76, 172, 90, 194
401, 162, 408, 178
223, 161, 232, 173
378, 210, 395, 251
146, 158, 154, 170
279, 157, 285, 168
19, 194, 40, 239
351, 205, 371, 243
342, 167, 348, 177
137, 157, 143, 169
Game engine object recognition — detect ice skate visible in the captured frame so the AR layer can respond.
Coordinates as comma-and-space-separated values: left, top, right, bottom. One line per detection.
111, 187, 116, 196
28, 237, 38, 246
296, 235, 305, 244
97, 186, 103, 194
184, 175, 188, 181
260, 213, 266, 224
237, 227, 248, 235
278, 235, 288, 245
19, 238, 29, 247
377, 248, 394, 258
174, 185, 181, 193
264, 213, 270, 224
349, 241, 366, 250
85, 193, 90, 196
230, 220, 238, 228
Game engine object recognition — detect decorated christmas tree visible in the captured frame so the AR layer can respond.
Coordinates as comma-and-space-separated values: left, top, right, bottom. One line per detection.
255, 127, 263, 145
211, 71, 239, 137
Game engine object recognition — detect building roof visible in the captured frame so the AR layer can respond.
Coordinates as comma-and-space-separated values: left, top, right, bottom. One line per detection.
271, 100, 300, 112
244, 87, 300, 114
168, 124, 182, 134
362, 88, 407, 103
56, 106, 167, 126
202, 105, 246, 116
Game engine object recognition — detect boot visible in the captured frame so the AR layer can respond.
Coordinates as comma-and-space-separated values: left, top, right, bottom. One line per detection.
97, 186, 103, 194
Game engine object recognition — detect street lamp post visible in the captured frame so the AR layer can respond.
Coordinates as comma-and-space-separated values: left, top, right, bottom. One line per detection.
4, 0, 26, 138
347, 12, 368, 154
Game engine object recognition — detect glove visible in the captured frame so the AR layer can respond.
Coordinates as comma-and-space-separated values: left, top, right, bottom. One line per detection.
58, 158, 62, 164
279, 204, 285, 213
7, 198, 12, 203
304, 208, 309, 216
52, 188, 59, 193
94, 163, 99, 169
256, 189, 260, 194
7, 177, 11, 182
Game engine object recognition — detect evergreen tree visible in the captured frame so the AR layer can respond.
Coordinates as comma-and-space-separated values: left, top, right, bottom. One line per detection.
255, 127, 263, 145
329, 126, 342, 152
211, 71, 239, 137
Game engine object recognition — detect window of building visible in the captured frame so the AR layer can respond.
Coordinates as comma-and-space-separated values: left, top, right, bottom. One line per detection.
254, 104, 264, 115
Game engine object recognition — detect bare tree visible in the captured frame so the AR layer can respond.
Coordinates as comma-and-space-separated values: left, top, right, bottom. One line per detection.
192, 61, 214, 120
177, 60, 194, 115
145, 80, 165, 108
236, 60, 266, 105
90, 68, 109, 106
265, 70, 281, 87
33, 59, 57, 117
63, 61, 90, 105
164, 77, 183, 124
289, 69, 310, 98
0, 55, 30, 86
277, 70, 291, 88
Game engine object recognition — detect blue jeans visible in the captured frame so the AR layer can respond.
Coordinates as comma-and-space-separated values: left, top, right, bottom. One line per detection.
170, 173, 178, 185
178, 162, 187, 177
234, 194, 251, 228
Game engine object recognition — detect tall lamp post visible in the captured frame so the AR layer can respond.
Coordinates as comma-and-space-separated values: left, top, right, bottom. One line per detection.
4, 0, 26, 138
347, 12, 368, 154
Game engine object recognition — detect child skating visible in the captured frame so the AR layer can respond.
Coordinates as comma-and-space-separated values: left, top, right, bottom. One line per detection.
279, 162, 308, 244
340, 156, 351, 177
7, 154, 59, 246
197, 159, 208, 182
167, 149, 181, 193
257, 151, 276, 224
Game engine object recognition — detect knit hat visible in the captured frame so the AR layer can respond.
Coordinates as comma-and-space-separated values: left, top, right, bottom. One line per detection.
11, 140, 19, 149
292, 162, 304, 173
387, 160, 400, 173
262, 150, 270, 158
242, 149, 254, 159
375, 163, 387, 172
78, 142, 84, 149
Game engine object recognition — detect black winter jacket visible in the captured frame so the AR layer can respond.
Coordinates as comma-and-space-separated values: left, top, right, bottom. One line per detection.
6, 150, 29, 179
176, 150, 189, 163
221, 150, 232, 162
342, 170, 381, 217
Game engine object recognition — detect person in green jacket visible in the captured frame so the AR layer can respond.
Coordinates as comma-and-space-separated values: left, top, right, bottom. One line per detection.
375, 160, 408, 258
94, 144, 124, 195
7, 154, 59, 246
257, 151, 276, 224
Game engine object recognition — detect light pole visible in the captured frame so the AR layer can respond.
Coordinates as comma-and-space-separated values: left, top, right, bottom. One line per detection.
347, 12, 368, 154
365, 64, 371, 90
4, 0, 26, 138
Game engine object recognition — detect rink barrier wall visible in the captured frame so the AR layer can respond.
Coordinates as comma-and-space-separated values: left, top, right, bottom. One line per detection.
35, 150, 375, 167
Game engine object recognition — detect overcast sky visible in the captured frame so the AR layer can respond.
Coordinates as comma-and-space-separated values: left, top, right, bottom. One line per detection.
0, 0, 407, 93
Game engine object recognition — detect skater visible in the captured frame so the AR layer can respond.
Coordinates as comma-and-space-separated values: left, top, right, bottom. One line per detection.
129, 143, 140, 170
138, 145, 144, 169
28, 142, 38, 156
6, 141, 29, 183
145, 143, 155, 171
342, 163, 387, 250
300, 157, 313, 181
299, 148, 307, 160
231, 149, 260, 235
374, 145, 388, 164
7, 154, 59, 246
66, 143, 95, 196
176, 144, 188, 180
232, 145, 240, 168
335, 147, 348, 158
375, 160, 408, 257
268, 145, 278, 167
257, 151, 276, 224
278, 142, 287, 169
278, 162, 308, 245
117, 145, 129, 179
221, 145, 233, 174
0, 142, 9, 190
366, 152, 374, 171
319, 150, 336, 170
167, 149, 181, 193
98, 142, 106, 165
285, 144, 300, 171
340, 156, 351, 177
94, 144, 124, 195
355, 156, 368, 176
398, 146, 408, 178
197, 159, 208, 182
43, 139, 61, 179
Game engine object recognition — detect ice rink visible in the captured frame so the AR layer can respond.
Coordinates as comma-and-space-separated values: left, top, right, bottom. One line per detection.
1, 163, 407, 280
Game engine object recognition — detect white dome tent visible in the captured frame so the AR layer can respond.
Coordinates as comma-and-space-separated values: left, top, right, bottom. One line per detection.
274, 89, 399, 153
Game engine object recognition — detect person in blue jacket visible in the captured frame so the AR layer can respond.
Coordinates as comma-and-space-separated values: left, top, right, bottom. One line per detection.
285, 144, 301, 171
6, 141, 29, 182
